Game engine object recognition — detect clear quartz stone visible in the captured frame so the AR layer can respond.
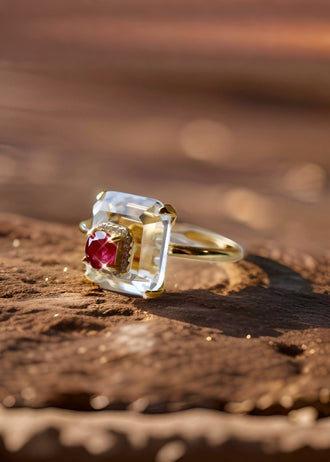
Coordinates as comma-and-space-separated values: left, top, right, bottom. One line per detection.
84, 191, 172, 298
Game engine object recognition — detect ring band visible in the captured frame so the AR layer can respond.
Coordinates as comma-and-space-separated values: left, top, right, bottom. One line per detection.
79, 191, 243, 298
168, 227, 243, 262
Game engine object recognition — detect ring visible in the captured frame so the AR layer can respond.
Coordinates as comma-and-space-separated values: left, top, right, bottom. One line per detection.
79, 191, 243, 298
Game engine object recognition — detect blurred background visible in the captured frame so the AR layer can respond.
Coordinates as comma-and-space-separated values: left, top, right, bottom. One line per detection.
0, 0, 329, 251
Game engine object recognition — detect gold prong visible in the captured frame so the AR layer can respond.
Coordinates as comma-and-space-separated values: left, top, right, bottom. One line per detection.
82, 256, 87, 262
159, 204, 177, 225
79, 218, 93, 233
96, 191, 106, 201
144, 284, 164, 299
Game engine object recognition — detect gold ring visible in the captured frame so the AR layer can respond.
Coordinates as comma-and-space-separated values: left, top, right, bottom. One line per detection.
79, 191, 243, 298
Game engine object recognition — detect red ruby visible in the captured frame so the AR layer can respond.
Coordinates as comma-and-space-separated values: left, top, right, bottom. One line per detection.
85, 231, 117, 270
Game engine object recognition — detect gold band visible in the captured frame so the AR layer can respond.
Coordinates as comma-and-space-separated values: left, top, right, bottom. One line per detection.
169, 226, 243, 262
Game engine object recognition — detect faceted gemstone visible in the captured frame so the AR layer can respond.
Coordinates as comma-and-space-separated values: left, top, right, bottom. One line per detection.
85, 230, 117, 270
84, 191, 172, 298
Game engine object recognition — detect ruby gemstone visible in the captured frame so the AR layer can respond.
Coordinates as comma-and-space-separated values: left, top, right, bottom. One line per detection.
85, 230, 117, 270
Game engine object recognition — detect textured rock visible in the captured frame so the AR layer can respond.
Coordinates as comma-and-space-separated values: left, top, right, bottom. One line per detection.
0, 215, 330, 462
0, 407, 330, 462
0, 212, 329, 413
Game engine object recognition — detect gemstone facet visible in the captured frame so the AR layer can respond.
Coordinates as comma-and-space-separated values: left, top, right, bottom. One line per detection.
83, 191, 172, 298
85, 231, 117, 270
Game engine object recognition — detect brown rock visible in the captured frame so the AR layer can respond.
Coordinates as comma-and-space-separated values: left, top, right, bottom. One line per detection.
0, 213, 329, 460
0, 407, 330, 462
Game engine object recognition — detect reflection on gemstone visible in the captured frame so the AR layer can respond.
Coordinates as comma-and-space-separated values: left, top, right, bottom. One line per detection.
85, 231, 117, 270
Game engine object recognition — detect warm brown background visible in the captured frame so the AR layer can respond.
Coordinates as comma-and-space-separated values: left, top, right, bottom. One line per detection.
0, 0, 329, 252
1, 4, 330, 460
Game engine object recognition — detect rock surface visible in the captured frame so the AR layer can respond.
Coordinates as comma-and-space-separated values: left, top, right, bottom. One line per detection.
0, 213, 329, 460
1, 407, 330, 462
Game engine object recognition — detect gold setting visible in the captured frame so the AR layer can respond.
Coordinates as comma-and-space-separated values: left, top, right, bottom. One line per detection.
79, 218, 93, 233
145, 283, 165, 299
80, 193, 243, 298
159, 204, 177, 224
80, 209, 244, 266
96, 191, 106, 201
87, 223, 133, 275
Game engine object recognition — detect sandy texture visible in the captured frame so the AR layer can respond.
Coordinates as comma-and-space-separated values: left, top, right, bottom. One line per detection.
1, 407, 330, 462
0, 213, 329, 419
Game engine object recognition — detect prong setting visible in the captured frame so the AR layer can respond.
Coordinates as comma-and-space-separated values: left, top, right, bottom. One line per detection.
79, 218, 93, 233
159, 204, 177, 225
96, 191, 106, 201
